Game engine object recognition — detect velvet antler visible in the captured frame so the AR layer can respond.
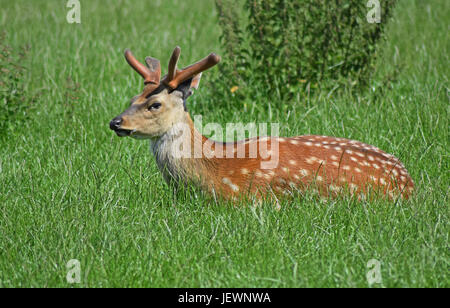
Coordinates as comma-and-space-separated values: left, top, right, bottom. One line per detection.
163, 46, 221, 90
124, 49, 161, 87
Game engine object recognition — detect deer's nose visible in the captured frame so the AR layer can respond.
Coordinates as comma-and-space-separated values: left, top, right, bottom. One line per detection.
109, 117, 123, 130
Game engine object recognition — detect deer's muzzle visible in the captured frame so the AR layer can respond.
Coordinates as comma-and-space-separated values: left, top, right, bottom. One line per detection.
110, 117, 133, 137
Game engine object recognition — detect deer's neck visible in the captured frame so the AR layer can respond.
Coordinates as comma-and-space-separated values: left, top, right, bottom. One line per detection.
149, 113, 216, 188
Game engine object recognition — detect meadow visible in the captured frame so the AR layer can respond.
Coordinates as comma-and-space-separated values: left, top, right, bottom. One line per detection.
0, 0, 448, 287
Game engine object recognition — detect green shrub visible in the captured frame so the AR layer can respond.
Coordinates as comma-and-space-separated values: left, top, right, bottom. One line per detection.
214, 0, 397, 101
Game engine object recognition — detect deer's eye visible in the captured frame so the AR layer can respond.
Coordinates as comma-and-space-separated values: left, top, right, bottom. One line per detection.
148, 102, 162, 110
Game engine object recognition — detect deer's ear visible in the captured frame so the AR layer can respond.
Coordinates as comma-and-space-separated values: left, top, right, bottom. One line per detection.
190, 73, 202, 90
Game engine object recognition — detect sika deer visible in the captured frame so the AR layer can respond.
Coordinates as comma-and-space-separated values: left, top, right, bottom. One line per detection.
109, 47, 414, 203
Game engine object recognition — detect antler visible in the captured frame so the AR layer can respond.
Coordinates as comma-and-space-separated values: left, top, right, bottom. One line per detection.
124, 49, 161, 86
164, 46, 221, 90
124, 47, 220, 91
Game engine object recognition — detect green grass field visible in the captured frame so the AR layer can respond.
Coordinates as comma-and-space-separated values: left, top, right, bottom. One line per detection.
0, 0, 448, 287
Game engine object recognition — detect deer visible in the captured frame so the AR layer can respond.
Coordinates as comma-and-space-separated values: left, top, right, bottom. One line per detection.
109, 46, 414, 205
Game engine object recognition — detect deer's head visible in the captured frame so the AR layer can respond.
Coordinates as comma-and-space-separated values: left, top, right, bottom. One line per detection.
110, 47, 220, 139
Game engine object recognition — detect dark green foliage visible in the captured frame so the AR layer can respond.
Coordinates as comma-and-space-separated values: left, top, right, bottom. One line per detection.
0, 32, 36, 133
215, 0, 245, 78
214, 0, 397, 100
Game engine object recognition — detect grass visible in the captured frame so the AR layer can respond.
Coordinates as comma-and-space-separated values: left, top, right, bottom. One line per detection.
0, 0, 448, 287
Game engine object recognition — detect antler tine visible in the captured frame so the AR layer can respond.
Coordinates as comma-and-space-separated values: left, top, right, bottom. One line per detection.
167, 46, 181, 82
124, 49, 160, 85
165, 52, 221, 90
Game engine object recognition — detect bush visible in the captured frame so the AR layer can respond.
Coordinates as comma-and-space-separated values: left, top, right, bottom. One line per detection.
214, 0, 397, 101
